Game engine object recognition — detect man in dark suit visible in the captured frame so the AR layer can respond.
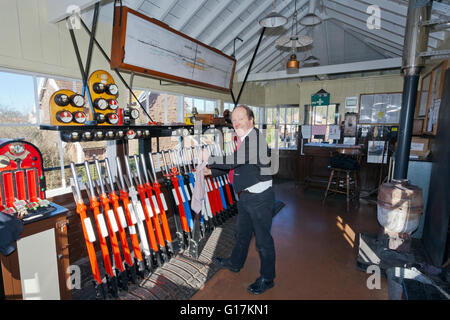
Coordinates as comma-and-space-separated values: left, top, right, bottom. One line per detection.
202, 105, 275, 295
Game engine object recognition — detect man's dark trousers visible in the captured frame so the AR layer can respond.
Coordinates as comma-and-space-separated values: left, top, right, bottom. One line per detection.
229, 187, 275, 280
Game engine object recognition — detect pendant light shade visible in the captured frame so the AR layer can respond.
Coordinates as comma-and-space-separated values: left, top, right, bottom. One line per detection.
287, 53, 300, 70
303, 55, 320, 66
299, 13, 322, 26
259, 0, 287, 28
299, 0, 322, 26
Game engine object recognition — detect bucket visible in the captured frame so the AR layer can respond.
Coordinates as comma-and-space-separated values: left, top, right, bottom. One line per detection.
377, 179, 423, 233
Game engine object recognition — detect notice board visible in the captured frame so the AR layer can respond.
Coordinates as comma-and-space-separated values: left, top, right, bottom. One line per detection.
110, 6, 236, 93
358, 92, 402, 125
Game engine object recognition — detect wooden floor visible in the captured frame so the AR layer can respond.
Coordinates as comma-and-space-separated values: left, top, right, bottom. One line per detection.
191, 180, 389, 300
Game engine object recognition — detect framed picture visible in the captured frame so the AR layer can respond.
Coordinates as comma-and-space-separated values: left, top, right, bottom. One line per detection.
424, 60, 447, 135
416, 72, 431, 118
358, 92, 402, 125
345, 96, 358, 109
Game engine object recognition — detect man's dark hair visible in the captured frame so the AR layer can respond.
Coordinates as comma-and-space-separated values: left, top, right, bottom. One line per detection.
233, 105, 255, 124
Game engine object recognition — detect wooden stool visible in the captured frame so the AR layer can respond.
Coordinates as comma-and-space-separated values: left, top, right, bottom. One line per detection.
323, 166, 360, 212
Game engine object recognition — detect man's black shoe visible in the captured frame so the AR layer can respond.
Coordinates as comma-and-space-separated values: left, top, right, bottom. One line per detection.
213, 257, 240, 273
247, 277, 274, 295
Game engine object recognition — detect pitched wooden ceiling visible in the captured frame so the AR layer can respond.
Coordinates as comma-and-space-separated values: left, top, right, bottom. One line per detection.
89, 0, 450, 83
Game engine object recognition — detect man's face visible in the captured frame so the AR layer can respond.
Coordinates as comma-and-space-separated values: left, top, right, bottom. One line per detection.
232, 107, 254, 137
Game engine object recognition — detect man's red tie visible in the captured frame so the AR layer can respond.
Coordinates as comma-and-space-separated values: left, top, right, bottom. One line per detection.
228, 136, 242, 184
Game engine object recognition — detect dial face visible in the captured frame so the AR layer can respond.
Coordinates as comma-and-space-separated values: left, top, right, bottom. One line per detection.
71, 94, 85, 107
106, 84, 118, 95
56, 110, 73, 123
130, 109, 140, 119
10, 143, 25, 155
108, 99, 118, 110
126, 130, 136, 139
55, 94, 69, 106
93, 82, 105, 93
96, 113, 106, 123
107, 113, 119, 124
95, 98, 108, 110
73, 111, 87, 124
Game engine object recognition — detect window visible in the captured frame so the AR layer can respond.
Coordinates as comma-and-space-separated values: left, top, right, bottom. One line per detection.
262, 105, 299, 149
224, 102, 234, 111
278, 106, 299, 150
184, 96, 218, 114
0, 69, 126, 196
248, 106, 261, 128
127, 89, 182, 154
0, 69, 86, 194
306, 104, 338, 143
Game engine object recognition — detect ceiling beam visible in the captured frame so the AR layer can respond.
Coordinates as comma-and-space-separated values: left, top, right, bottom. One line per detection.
234, 0, 309, 68
325, 9, 405, 47
189, 0, 234, 39
329, 0, 444, 43
329, 17, 403, 52
210, 0, 292, 51
124, 0, 146, 11
240, 57, 402, 82
201, 0, 265, 46
173, 0, 209, 31
356, 0, 408, 16
326, 1, 405, 37
159, 0, 178, 21
327, 18, 400, 57
331, 0, 407, 27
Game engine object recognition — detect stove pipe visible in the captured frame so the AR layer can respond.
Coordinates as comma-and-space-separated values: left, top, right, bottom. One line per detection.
394, 0, 431, 179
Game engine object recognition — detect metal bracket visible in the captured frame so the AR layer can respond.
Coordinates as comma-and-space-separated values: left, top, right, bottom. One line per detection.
66, 2, 100, 125
232, 37, 243, 58
232, 27, 266, 108
420, 49, 450, 59
76, 15, 154, 122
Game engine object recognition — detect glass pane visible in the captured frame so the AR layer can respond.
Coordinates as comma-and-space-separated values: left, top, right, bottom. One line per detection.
265, 124, 276, 148
254, 107, 260, 125
148, 92, 165, 123
167, 94, 178, 124
292, 107, 299, 124
184, 97, 193, 114
205, 100, 215, 114
194, 98, 204, 113
0, 71, 37, 124
278, 125, 286, 149
313, 106, 328, 125
224, 102, 233, 111
327, 104, 336, 125
285, 125, 298, 149
279, 108, 286, 125
266, 108, 273, 124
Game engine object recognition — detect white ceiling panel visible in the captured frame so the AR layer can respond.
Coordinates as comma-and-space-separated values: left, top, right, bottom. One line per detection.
77, 0, 449, 82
